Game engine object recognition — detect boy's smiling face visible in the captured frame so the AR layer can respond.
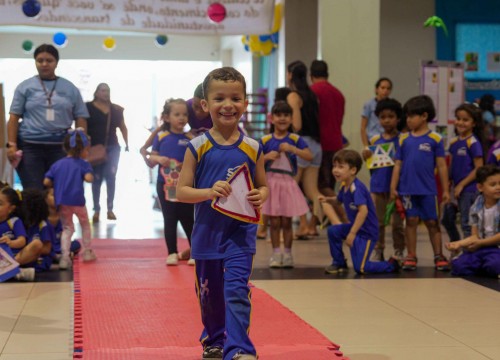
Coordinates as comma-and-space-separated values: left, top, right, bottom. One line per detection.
332, 161, 357, 183
478, 174, 500, 202
201, 80, 248, 129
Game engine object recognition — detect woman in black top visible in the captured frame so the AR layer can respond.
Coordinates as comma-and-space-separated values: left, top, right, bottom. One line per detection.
286, 61, 323, 238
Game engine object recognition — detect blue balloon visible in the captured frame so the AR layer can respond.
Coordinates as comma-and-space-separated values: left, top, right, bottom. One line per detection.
53, 32, 67, 47
22, 0, 41, 17
244, 44, 249, 52
155, 34, 168, 46
270, 32, 279, 44
259, 34, 271, 42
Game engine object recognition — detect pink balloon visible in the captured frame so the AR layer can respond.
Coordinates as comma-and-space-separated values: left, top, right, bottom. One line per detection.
207, 3, 226, 23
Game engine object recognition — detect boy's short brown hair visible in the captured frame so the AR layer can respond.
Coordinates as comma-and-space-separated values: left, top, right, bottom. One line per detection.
202, 67, 247, 100
333, 149, 363, 174
476, 164, 500, 184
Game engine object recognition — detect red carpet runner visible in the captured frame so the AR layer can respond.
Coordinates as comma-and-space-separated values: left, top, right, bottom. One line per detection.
73, 239, 347, 359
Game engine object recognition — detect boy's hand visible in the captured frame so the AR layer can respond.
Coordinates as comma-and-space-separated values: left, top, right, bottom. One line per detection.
465, 236, 481, 252
157, 156, 171, 168
318, 195, 336, 203
441, 191, 450, 204
247, 189, 264, 209
210, 181, 231, 198
453, 185, 463, 199
345, 232, 355, 247
390, 188, 398, 201
362, 148, 372, 160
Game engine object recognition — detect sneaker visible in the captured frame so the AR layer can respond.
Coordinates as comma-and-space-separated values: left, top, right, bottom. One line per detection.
59, 256, 72, 270
402, 256, 417, 271
393, 249, 404, 262
387, 256, 401, 272
166, 253, 179, 266
92, 212, 100, 223
434, 254, 450, 271
282, 253, 294, 268
187, 258, 195, 266
107, 211, 117, 220
369, 248, 384, 262
202, 345, 223, 359
15, 268, 35, 281
232, 354, 258, 360
269, 253, 282, 268
82, 249, 97, 262
324, 264, 348, 274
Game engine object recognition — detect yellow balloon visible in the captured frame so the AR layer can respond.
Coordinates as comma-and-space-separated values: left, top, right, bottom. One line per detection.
272, 3, 283, 33
248, 35, 261, 52
260, 40, 274, 56
241, 35, 248, 45
103, 37, 116, 51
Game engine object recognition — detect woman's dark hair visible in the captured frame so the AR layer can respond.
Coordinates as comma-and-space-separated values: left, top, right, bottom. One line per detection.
63, 129, 89, 158
0, 186, 22, 219
478, 94, 495, 114
21, 189, 49, 228
274, 87, 291, 102
375, 77, 393, 89
34, 44, 59, 62
287, 60, 319, 122
93, 83, 110, 102
161, 98, 187, 131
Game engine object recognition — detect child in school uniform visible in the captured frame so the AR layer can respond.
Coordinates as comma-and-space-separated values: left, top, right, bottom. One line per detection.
363, 98, 405, 262
487, 139, 500, 167
260, 101, 312, 268
147, 98, 195, 266
390, 95, 450, 271
177, 67, 268, 360
441, 103, 484, 246
446, 165, 500, 277
320, 149, 399, 274
44, 129, 95, 270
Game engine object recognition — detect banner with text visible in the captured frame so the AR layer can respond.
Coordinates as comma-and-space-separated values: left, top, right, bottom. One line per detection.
0, 0, 276, 35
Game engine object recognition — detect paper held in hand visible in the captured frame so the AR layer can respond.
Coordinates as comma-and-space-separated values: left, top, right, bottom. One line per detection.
0, 244, 20, 282
269, 152, 293, 174
211, 163, 261, 224
366, 143, 396, 169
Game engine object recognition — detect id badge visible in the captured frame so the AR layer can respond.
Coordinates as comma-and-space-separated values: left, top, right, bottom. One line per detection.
46, 108, 55, 121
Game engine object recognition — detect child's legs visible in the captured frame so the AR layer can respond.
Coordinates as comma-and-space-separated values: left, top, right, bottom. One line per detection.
414, 195, 442, 255
326, 224, 350, 266
480, 247, 500, 277
157, 184, 178, 254
451, 251, 481, 276
391, 211, 405, 253
269, 216, 281, 249
373, 193, 388, 250
176, 202, 194, 246
405, 216, 419, 257
59, 205, 75, 257
424, 219, 442, 255
458, 192, 477, 238
196, 259, 225, 349
350, 236, 395, 274
281, 217, 293, 249
223, 253, 256, 359
73, 206, 91, 250
441, 202, 460, 242
15, 239, 43, 265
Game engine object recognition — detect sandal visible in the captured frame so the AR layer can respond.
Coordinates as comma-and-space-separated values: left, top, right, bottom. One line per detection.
294, 233, 310, 240
434, 254, 450, 271
402, 255, 417, 271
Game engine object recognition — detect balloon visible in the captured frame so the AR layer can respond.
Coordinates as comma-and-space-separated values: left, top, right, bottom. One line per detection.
155, 34, 168, 47
103, 37, 116, 51
259, 34, 271, 42
270, 31, 279, 44
22, 40, 34, 53
207, 2, 226, 23
260, 40, 274, 56
53, 32, 67, 47
22, 0, 41, 17
271, 3, 283, 33
244, 44, 249, 52
241, 35, 248, 45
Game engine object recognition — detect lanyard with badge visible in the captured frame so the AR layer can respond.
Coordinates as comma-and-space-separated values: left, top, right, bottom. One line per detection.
38, 76, 58, 121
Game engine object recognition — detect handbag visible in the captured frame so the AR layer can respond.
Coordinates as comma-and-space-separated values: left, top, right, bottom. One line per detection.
87, 108, 111, 166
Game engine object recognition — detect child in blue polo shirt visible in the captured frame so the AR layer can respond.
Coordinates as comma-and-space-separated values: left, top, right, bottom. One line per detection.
390, 95, 450, 271
320, 149, 399, 274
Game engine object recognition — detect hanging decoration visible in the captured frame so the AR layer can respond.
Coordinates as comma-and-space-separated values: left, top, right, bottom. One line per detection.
155, 34, 168, 47
207, 2, 226, 24
22, 0, 41, 18
102, 37, 116, 51
424, 15, 448, 37
22, 40, 34, 53
241, 3, 282, 57
53, 32, 68, 47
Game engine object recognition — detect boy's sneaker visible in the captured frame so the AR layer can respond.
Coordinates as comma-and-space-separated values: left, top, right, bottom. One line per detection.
187, 258, 195, 266
82, 249, 97, 262
202, 345, 223, 359
232, 354, 258, 360
59, 256, 72, 270
166, 253, 179, 266
387, 256, 401, 272
269, 253, 282, 268
434, 254, 450, 271
282, 253, 294, 268
369, 248, 384, 262
15, 268, 35, 282
324, 264, 348, 274
402, 256, 417, 271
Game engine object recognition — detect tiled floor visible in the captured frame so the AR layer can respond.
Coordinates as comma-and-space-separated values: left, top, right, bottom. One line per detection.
1, 151, 499, 360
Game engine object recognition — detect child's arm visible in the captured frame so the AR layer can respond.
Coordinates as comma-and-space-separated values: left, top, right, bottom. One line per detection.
279, 142, 312, 161
84, 172, 94, 183
436, 157, 450, 203
454, 157, 484, 198
140, 128, 161, 167
43, 178, 53, 188
246, 153, 269, 209
176, 150, 231, 203
0, 234, 26, 249
345, 204, 368, 247
360, 116, 369, 148
148, 151, 171, 168
389, 160, 402, 200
